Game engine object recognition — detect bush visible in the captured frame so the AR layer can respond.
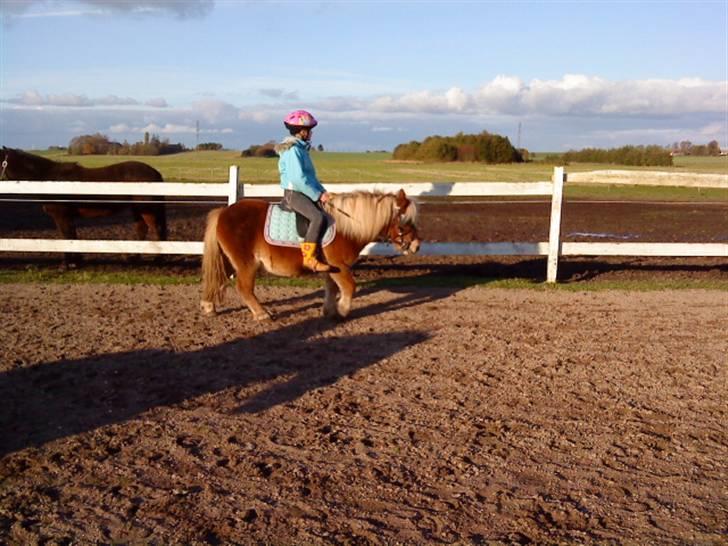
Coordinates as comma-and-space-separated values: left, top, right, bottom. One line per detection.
392, 131, 522, 163
563, 145, 672, 167
392, 140, 422, 160
241, 141, 277, 158
197, 142, 223, 151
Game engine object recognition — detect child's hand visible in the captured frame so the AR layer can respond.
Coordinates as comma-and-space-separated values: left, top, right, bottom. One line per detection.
319, 192, 331, 204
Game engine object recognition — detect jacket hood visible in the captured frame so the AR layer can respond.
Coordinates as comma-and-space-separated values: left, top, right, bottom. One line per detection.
274, 136, 309, 155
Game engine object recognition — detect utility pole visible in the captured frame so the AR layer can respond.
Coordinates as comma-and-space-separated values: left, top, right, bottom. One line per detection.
517, 122, 522, 149
196, 120, 200, 150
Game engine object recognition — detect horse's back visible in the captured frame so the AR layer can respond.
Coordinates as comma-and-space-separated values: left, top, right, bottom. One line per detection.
84, 161, 162, 182
218, 199, 269, 234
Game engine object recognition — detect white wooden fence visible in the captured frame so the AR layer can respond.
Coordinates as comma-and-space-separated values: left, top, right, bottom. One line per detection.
1, 166, 726, 282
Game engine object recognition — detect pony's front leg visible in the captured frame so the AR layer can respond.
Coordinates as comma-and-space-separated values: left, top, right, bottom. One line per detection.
44, 205, 80, 270
324, 267, 356, 319
323, 274, 340, 317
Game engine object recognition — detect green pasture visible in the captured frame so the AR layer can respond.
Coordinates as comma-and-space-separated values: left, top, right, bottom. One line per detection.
35, 148, 728, 201
2, 267, 727, 291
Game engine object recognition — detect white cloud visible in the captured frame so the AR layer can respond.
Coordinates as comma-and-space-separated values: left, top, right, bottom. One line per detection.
348, 75, 727, 118
259, 89, 300, 101
698, 122, 726, 137
1, 75, 725, 151
190, 99, 239, 124
2, 90, 168, 108
145, 97, 168, 108
109, 122, 232, 135
2, 0, 213, 21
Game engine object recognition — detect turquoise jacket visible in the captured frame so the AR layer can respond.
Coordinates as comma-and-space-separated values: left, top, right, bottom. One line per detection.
275, 137, 326, 202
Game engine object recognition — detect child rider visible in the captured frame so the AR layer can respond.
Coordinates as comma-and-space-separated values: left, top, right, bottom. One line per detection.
275, 109, 331, 272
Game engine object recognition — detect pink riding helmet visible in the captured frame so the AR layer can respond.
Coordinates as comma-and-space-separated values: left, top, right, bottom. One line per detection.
284, 110, 318, 128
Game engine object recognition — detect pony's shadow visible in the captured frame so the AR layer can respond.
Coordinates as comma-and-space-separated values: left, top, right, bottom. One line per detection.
0, 313, 429, 456
261, 275, 470, 322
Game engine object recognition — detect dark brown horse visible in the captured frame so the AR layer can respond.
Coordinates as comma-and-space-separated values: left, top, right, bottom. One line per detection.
1, 147, 167, 268
201, 190, 420, 320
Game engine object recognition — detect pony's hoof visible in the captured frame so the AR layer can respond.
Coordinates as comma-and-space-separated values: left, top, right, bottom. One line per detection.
200, 301, 216, 316
323, 308, 343, 320
253, 312, 273, 321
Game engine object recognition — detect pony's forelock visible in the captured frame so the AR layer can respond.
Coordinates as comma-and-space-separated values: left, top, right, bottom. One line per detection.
402, 198, 418, 225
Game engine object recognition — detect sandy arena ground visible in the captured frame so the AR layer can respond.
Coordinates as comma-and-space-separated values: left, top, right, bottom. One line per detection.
1, 283, 726, 545
1, 196, 727, 544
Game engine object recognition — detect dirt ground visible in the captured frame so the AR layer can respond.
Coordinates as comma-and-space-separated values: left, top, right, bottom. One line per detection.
0, 198, 727, 544
1, 284, 726, 545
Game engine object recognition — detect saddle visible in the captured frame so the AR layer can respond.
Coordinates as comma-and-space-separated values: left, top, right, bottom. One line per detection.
263, 203, 336, 248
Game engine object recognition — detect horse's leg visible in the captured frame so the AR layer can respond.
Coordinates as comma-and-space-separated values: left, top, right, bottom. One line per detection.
325, 266, 356, 319
323, 274, 340, 317
132, 209, 149, 239
43, 205, 80, 270
137, 203, 166, 241
234, 263, 271, 321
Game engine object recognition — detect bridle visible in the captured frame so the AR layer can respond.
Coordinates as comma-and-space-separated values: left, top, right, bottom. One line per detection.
0, 154, 8, 180
385, 207, 418, 253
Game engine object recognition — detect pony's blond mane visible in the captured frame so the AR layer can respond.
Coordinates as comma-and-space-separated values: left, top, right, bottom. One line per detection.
325, 191, 418, 243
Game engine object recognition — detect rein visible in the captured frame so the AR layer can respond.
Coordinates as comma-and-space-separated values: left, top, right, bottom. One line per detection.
326, 201, 357, 221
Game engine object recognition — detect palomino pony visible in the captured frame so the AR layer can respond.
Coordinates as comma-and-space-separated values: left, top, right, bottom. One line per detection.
200, 189, 420, 320
1, 147, 167, 268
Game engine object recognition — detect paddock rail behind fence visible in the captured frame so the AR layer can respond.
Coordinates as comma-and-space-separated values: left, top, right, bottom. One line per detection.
0, 166, 726, 282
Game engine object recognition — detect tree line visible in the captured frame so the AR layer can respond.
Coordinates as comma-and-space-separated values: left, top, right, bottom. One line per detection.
562, 145, 673, 166
558, 140, 723, 166
392, 131, 523, 163
68, 133, 187, 155
667, 140, 722, 156
240, 142, 325, 157
66, 133, 225, 155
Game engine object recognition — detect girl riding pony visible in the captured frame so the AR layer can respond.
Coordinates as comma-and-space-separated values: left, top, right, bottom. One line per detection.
274, 110, 332, 272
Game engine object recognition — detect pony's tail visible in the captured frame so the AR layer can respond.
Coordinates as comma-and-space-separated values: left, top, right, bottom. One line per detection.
200, 208, 228, 313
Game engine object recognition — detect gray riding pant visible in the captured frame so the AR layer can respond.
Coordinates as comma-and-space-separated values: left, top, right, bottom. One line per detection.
282, 190, 326, 243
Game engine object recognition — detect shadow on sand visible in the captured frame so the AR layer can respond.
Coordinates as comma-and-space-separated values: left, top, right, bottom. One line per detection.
0, 290, 442, 457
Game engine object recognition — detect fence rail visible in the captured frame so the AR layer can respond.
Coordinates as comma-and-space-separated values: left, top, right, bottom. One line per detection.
1, 166, 725, 282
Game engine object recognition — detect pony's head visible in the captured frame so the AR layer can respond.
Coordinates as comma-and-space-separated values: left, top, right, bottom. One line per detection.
326, 189, 421, 254
382, 189, 420, 255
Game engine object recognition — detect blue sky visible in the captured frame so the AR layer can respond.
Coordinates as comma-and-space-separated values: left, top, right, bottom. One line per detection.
1, 0, 726, 152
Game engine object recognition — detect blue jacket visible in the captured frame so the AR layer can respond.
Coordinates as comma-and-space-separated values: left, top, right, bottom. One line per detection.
275, 137, 326, 202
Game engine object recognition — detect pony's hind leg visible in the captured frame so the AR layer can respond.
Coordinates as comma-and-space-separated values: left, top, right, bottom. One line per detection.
234, 263, 271, 321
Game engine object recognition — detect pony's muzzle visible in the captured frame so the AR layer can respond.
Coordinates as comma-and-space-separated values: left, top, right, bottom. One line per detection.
404, 238, 421, 255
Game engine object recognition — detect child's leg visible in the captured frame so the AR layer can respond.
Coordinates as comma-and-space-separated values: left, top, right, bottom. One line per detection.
285, 190, 325, 242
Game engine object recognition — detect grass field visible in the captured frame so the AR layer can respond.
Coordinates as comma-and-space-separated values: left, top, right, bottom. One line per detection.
33, 148, 728, 201
2, 267, 727, 291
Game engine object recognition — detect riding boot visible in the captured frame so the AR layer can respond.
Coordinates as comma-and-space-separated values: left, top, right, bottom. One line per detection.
301, 242, 331, 272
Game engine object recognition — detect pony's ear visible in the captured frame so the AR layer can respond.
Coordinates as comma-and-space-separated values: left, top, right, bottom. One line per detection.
396, 188, 408, 209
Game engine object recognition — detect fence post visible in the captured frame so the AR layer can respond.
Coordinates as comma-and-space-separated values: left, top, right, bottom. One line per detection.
547, 166, 566, 283
228, 165, 242, 205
